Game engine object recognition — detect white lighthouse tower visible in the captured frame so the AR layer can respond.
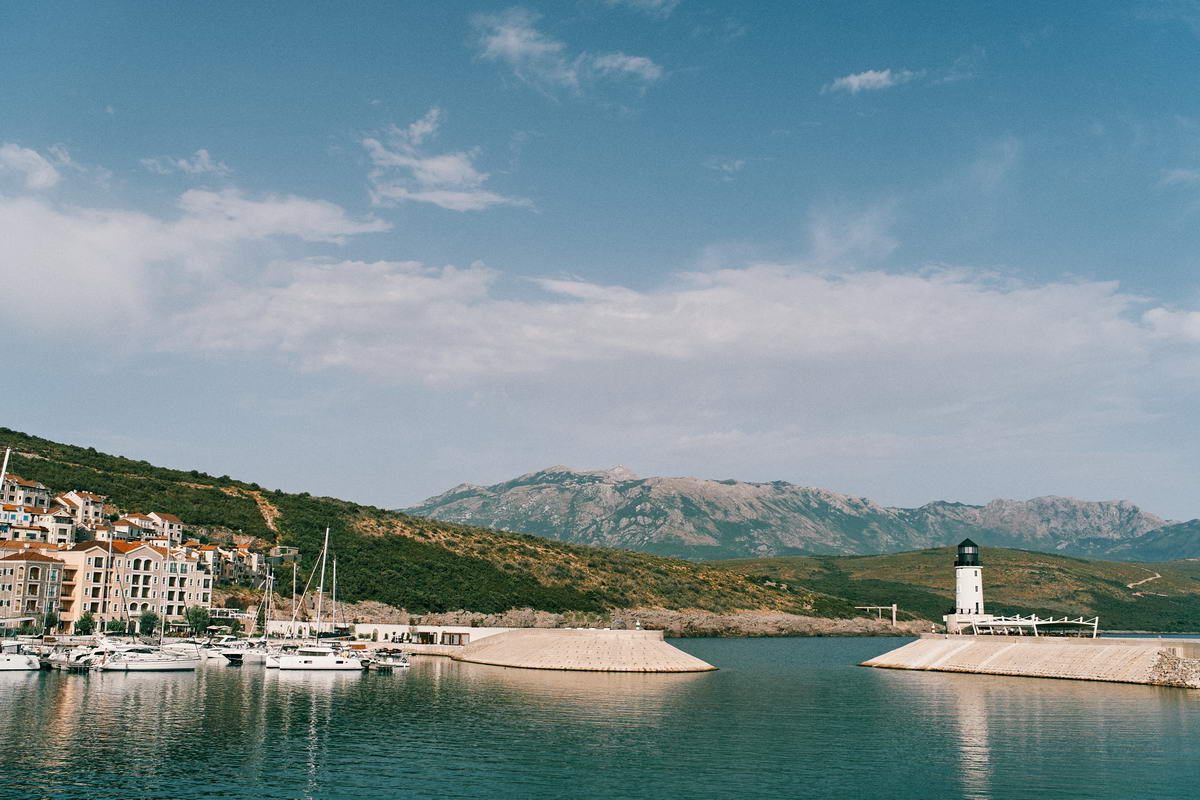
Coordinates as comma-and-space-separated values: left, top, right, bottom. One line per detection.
942, 538, 994, 634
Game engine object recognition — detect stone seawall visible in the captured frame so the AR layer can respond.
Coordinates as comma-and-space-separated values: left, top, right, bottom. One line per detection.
454, 628, 717, 673
862, 635, 1200, 688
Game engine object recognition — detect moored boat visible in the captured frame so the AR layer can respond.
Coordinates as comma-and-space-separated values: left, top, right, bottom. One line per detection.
276, 645, 363, 671
0, 642, 40, 671
94, 645, 200, 671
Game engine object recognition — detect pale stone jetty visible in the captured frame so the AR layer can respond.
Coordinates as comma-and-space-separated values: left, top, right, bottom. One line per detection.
862, 634, 1200, 688
456, 628, 717, 673
267, 619, 717, 672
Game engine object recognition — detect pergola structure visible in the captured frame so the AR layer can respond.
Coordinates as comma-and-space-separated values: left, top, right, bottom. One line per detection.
968, 614, 1099, 638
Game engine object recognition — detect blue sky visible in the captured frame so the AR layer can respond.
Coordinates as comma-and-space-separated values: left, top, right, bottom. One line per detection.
2, 1, 1199, 520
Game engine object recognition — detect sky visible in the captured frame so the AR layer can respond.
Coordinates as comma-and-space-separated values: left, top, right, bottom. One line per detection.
1, 1, 1199, 520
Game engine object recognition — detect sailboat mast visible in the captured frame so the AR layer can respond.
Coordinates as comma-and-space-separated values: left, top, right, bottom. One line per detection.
0, 447, 10, 492
313, 527, 329, 643
331, 558, 337, 634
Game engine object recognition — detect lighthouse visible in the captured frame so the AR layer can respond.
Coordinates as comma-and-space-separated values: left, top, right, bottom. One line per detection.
954, 538, 984, 615
943, 539, 994, 634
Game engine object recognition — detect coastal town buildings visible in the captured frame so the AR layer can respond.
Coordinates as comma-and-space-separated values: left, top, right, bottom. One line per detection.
0, 464, 282, 632
0, 550, 64, 627
0, 540, 216, 632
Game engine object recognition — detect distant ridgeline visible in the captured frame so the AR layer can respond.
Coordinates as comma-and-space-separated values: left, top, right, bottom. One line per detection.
404, 466, 1199, 562
0, 428, 856, 620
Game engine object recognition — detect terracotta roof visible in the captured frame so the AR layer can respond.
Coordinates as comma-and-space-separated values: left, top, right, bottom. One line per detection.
68, 542, 111, 552
3, 475, 46, 489
149, 512, 183, 523
125, 513, 154, 521
55, 496, 80, 508
0, 550, 64, 563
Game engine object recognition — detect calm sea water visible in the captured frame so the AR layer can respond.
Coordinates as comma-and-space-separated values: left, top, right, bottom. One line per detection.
1, 637, 1198, 799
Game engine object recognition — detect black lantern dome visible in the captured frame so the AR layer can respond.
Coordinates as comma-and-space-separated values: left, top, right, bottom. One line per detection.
954, 538, 980, 567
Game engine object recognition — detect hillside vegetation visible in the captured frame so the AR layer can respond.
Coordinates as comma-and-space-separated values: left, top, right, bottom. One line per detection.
0, 427, 854, 620
712, 548, 1200, 632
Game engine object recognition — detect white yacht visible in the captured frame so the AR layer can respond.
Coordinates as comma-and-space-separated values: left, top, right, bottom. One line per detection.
0, 642, 40, 671
276, 645, 363, 671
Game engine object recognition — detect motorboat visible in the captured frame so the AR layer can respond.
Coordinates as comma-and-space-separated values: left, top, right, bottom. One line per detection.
0, 642, 40, 671
44, 637, 127, 670
221, 640, 269, 665
368, 649, 410, 671
275, 645, 363, 671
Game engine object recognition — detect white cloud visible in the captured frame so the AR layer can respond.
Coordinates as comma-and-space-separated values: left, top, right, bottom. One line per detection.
589, 52, 665, 82
605, 0, 681, 18
823, 68, 920, 94
1160, 167, 1200, 186
2, 168, 1197, 513
1145, 307, 1200, 340
471, 7, 665, 96
141, 149, 232, 177
0, 143, 61, 189
363, 108, 529, 212
0, 189, 389, 334
704, 157, 746, 181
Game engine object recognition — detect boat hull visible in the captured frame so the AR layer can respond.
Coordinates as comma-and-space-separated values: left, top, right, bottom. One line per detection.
0, 654, 40, 671
99, 657, 201, 672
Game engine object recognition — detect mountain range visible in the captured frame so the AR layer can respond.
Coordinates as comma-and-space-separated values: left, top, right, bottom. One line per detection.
404, 466, 1198, 561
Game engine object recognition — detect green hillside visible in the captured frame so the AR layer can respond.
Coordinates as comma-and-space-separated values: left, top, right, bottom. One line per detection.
0, 427, 854, 619
711, 548, 1200, 632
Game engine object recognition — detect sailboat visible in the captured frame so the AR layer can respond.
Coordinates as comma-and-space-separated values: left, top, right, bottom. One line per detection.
98, 548, 200, 672
223, 572, 274, 665
276, 528, 363, 671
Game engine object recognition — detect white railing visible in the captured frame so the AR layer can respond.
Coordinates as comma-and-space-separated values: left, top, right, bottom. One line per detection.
969, 614, 1099, 638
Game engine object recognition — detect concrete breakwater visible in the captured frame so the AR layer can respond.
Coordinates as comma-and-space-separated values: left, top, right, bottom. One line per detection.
862, 634, 1200, 688
268, 619, 717, 672
453, 628, 717, 673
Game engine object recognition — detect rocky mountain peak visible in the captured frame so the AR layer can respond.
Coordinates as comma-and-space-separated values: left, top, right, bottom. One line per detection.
403, 468, 1181, 561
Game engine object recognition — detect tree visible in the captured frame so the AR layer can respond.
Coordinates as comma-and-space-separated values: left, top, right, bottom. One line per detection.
184, 606, 211, 635
228, 618, 242, 634
106, 619, 127, 633
75, 610, 96, 635
138, 609, 160, 636
42, 610, 59, 633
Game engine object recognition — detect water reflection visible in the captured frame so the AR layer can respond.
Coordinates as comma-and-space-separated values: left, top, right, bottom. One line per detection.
2, 641, 1199, 800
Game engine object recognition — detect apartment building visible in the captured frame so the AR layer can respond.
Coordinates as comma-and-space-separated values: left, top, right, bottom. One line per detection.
0, 475, 51, 508
0, 550, 64, 627
55, 490, 107, 528
48, 542, 213, 632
